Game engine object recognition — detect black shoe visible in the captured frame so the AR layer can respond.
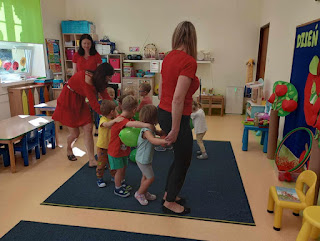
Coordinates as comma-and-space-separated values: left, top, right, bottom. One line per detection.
162, 205, 191, 215
161, 197, 186, 206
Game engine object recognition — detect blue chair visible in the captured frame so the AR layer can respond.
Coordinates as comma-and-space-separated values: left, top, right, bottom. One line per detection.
0, 144, 10, 167
14, 130, 40, 166
39, 122, 56, 155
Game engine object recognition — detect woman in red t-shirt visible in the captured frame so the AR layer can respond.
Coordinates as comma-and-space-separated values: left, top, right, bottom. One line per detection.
52, 63, 113, 167
158, 21, 199, 215
73, 34, 102, 74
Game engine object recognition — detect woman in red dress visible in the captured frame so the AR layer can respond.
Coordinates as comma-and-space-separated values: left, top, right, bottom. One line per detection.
73, 34, 102, 73
52, 63, 113, 167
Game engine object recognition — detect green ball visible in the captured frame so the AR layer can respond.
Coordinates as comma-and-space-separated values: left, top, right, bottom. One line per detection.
119, 127, 141, 147
190, 119, 194, 129
133, 112, 140, 121
129, 149, 137, 162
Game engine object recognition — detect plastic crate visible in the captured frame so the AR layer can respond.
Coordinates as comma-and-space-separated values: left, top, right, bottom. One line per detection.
53, 79, 63, 88
61, 20, 94, 34
109, 58, 120, 69
111, 72, 121, 83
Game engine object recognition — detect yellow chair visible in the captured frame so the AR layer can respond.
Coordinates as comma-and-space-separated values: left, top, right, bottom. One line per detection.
296, 206, 320, 241
267, 170, 317, 231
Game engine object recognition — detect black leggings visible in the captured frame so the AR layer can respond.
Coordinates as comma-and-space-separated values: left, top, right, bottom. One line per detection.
158, 108, 193, 202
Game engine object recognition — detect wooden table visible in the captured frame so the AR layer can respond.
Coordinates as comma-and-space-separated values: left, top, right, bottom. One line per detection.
197, 95, 224, 116
0, 115, 53, 173
34, 100, 60, 147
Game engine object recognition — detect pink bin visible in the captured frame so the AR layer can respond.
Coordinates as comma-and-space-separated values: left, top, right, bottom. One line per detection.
66, 49, 75, 60
111, 72, 121, 83
109, 58, 120, 69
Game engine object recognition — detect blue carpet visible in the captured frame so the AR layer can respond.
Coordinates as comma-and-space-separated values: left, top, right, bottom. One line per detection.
0, 221, 195, 241
42, 141, 255, 225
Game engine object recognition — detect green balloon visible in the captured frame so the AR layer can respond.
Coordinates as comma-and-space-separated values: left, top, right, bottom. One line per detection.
133, 112, 140, 121
119, 127, 141, 147
190, 118, 194, 129
129, 149, 137, 162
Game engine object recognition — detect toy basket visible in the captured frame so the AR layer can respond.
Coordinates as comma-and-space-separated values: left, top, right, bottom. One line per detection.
61, 21, 95, 34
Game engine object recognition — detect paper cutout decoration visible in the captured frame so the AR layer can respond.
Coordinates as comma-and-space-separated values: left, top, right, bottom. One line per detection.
28, 89, 35, 115
44, 86, 49, 102
268, 81, 298, 117
22, 90, 29, 115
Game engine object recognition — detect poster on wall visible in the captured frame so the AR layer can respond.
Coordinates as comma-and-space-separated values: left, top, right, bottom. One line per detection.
283, 19, 319, 156
45, 39, 62, 73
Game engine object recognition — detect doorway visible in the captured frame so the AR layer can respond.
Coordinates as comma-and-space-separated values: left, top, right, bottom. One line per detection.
256, 23, 270, 81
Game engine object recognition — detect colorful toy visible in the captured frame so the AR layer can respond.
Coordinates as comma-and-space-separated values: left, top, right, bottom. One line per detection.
129, 149, 137, 163
275, 127, 313, 182
119, 127, 141, 147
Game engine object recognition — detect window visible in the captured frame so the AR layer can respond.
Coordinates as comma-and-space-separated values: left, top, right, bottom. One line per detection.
0, 41, 34, 84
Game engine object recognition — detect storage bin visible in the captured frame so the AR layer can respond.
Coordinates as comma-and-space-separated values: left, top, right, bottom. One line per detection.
109, 58, 120, 69
61, 20, 95, 34
66, 48, 75, 60
111, 72, 121, 83
278, 170, 300, 182
52, 79, 63, 88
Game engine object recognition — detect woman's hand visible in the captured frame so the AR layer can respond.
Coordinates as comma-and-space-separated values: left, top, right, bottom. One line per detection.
165, 129, 179, 145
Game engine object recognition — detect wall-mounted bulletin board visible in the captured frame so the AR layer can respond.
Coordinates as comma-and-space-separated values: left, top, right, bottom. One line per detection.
45, 39, 62, 73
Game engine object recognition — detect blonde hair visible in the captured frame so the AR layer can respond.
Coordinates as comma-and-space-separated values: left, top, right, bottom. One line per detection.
122, 95, 138, 112
172, 21, 197, 59
139, 104, 158, 125
124, 87, 135, 96
192, 100, 201, 110
100, 100, 117, 116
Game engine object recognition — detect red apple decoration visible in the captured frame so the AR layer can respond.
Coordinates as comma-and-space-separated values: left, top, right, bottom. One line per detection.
3, 61, 12, 70
282, 100, 298, 112
275, 85, 288, 96
268, 93, 276, 103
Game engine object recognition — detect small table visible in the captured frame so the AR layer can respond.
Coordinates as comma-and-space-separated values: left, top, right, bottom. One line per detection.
34, 100, 60, 147
197, 95, 224, 116
0, 115, 53, 173
242, 125, 269, 153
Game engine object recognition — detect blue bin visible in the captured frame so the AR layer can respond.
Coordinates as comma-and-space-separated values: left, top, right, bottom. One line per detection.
61, 21, 94, 34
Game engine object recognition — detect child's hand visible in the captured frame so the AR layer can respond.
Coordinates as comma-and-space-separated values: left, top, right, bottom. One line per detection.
114, 116, 124, 123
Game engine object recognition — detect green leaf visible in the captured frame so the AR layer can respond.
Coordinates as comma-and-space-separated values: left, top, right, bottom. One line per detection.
21, 68, 26, 71
288, 91, 295, 96
312, 82, 317, 94
286, 97, 290, 100
318, 139, 320, 149
276, 101, 282, 109
288, 85, 293, 92
278, 109, 284, 116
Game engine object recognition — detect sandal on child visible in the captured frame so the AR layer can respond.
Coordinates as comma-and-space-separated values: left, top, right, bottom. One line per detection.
67, 154, 77, 161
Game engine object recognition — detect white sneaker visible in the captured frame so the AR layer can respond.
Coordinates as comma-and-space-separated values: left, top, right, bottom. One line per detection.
134, 192, 148, 205
197, 153, 208, 160
145, 192, 157, 201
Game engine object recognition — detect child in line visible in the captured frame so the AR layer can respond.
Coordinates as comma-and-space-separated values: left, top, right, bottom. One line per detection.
124, 87, 135, 96
135, 104, 168, 205
107, 87, 118, 106
96, 100, 124, 188
137, 83, 152, 112
115, 94, 128, 115
108, 95, 154, 197
191, 101, 208, 159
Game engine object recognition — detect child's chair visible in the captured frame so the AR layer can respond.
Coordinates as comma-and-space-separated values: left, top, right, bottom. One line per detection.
0, 144, 10, 167
267, 170, 317, 231
14, 130, 40, 166
39, 122, 56, 155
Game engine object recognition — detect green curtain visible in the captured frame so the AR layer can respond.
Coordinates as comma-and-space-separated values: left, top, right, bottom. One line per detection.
0, 0, 44, 44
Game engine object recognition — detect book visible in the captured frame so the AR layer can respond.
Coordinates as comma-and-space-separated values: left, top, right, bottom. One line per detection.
276, 186, 300, 203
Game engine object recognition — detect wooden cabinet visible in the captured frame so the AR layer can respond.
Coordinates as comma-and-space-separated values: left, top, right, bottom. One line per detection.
122, 77, 154, 100
8, 83, 52, 117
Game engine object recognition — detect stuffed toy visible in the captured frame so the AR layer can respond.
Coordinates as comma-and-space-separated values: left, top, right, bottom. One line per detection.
246, 59, 255, 83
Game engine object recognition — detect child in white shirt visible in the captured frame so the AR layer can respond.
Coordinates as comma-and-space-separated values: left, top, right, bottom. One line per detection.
191, 101, 208, 159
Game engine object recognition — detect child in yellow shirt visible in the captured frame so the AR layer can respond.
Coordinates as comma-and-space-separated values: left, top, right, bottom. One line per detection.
96, 100, 124, 188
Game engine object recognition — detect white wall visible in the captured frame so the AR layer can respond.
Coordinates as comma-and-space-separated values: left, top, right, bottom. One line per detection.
64, 0, 262, 94
259, 0, 320, 138
40, 0, 66, 78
